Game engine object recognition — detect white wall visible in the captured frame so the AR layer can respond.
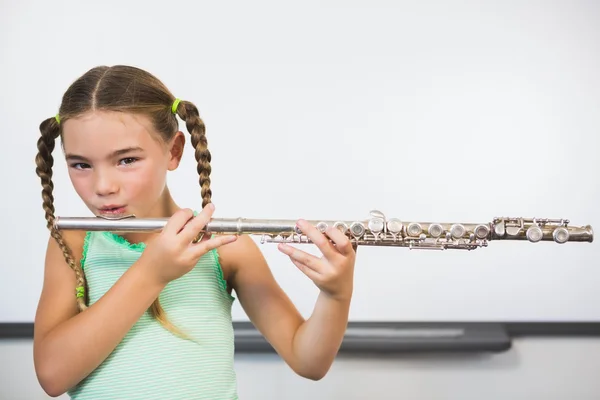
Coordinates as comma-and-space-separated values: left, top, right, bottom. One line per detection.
2, 0, 599, 325
2, 338, 600, 399
2, 1, 600, 400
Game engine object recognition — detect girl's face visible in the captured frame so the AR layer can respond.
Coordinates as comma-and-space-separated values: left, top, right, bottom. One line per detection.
61, 110, 183, 219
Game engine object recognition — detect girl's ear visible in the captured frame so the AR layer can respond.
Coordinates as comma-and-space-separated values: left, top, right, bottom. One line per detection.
167, 131, 186, 171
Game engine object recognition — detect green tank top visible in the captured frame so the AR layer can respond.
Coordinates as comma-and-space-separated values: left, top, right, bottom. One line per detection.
67, 230, 238, 400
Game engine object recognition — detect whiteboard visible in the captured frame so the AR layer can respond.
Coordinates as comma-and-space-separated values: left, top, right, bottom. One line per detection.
1, 0, 598, 324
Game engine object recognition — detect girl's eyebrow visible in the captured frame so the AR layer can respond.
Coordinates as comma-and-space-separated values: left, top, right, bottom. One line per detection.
65, 146, 144, 162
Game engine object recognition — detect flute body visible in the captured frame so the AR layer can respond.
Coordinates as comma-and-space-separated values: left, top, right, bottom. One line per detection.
53, 210, 594, 250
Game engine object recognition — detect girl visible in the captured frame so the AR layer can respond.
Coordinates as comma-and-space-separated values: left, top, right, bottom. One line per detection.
33, 65, 356, 399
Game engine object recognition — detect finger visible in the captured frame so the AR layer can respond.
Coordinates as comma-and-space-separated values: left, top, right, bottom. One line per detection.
163, 208, 195, 236
278, 243, 322, 273
180, 203, 215, 243
190, 234, 238, 257
289, 258, 321, 282
295, 219, 338, 259
325, 227, 354, 256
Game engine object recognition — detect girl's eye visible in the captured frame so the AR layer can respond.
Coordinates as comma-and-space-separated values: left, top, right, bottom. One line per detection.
70, 163, 90, 170
120, 157, 138, 165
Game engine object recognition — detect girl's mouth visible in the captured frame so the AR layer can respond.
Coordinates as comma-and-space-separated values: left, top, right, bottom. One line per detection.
98, 206, 126, 215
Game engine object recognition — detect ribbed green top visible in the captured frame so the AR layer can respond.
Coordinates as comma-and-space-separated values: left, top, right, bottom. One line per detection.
67, 231, 238, 399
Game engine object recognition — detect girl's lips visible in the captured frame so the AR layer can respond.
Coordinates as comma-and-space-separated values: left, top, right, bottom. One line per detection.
98, 206, 126, 215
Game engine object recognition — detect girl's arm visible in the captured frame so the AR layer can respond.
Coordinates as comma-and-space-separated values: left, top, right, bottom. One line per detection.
33, 232, 166, 396
223, 220, 356, 380
34, 207, 231, 396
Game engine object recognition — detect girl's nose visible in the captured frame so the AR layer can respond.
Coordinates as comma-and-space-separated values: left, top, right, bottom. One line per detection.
94, 171, 119, 196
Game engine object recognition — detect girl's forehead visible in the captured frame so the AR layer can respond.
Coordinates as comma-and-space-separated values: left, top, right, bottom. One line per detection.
62, 111, 158, 153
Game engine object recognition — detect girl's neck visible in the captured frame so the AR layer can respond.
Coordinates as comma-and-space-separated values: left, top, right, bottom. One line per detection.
150, 186, 181, 218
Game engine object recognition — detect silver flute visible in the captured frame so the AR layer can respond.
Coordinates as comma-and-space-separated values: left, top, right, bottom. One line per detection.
53, 210, 594, 250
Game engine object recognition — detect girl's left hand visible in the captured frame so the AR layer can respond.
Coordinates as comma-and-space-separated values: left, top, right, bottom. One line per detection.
277, 219, 356, 301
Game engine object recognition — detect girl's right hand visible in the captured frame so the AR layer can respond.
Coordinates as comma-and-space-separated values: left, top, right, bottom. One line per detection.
140, 204, 237, 285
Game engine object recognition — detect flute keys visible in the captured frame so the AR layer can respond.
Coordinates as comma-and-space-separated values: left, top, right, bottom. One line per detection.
386, 218, 403, 234
350, 222, 366, 238
316, 222, 328, 233
333, 222, 349, 234
553, 227, 569, 244
494, 220, 506, 237
407, 222, 422, 237
369, 210, 386, 220
367, 217, 385, 241
428, 223, 444, 238
474, 224, 490, 240
368, 217, 384, 234
450, 224, 466, 239
526, 225, 543, 243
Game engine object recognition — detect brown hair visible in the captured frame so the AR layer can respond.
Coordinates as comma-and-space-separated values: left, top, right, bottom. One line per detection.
35, 65, 211, 337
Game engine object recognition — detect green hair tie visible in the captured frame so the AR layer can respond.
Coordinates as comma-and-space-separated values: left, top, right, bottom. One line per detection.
55, 114, 61, 124
171, 98, 181, 114
75, 286, 85, 298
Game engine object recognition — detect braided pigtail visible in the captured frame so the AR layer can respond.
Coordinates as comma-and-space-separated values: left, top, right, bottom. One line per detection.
174, 100, 212, 207
146, 99, 211, 341
35, 116, 88, 311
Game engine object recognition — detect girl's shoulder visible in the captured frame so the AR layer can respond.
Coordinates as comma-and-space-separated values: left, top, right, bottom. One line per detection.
35, 230, 88, 343
54, 229, 88, 265
216, 234, 272, 288
216, 233, 262, 264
